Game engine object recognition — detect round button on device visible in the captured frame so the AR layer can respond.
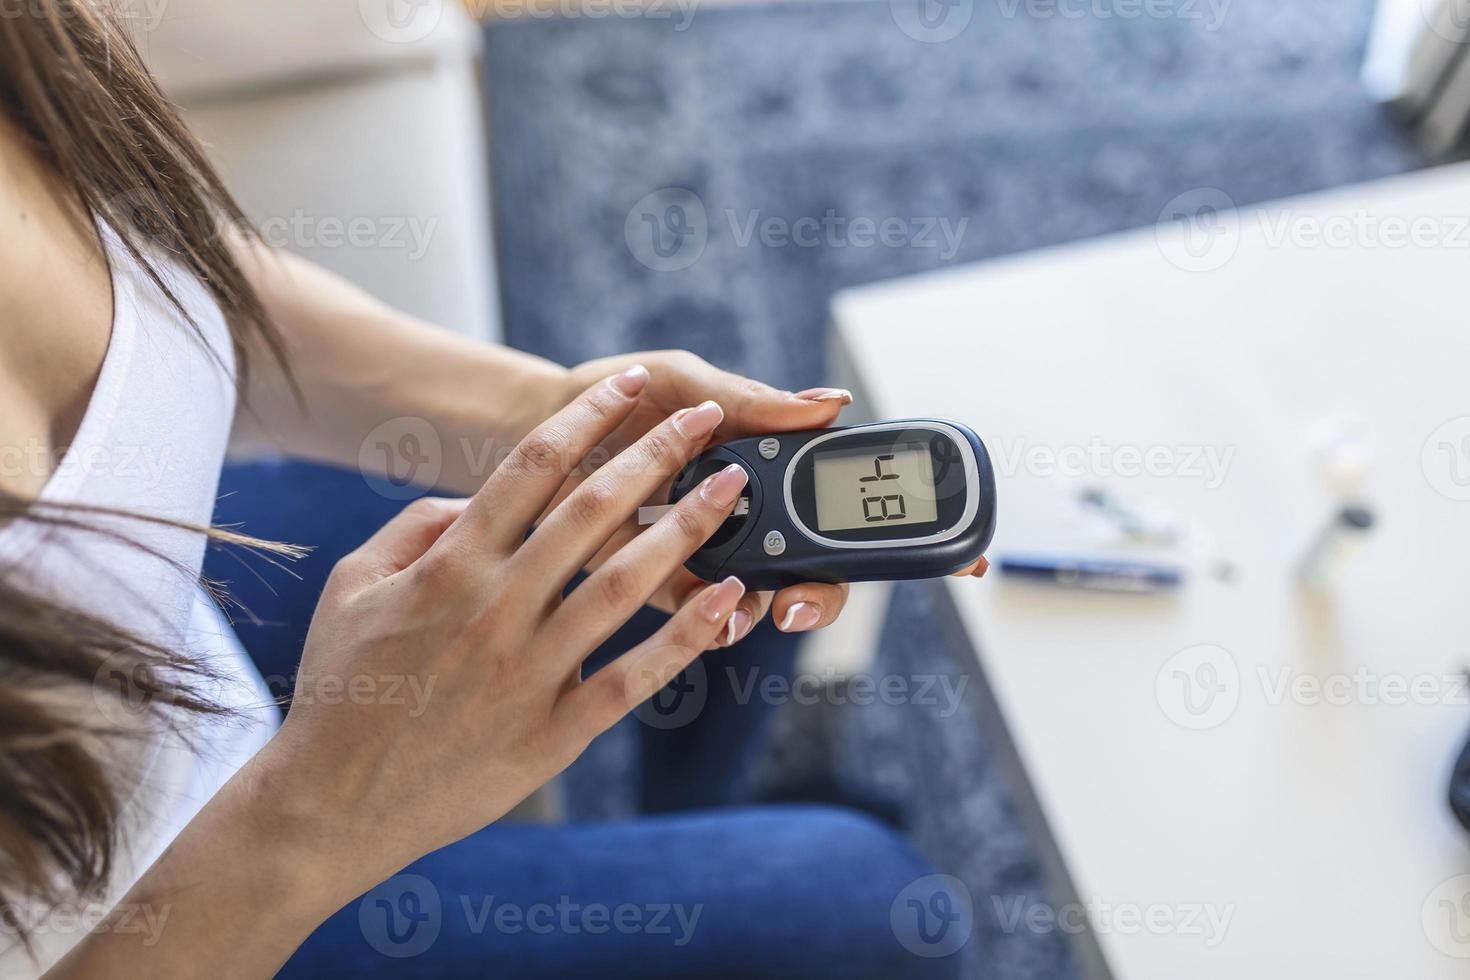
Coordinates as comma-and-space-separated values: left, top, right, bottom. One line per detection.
758, 438, 781, 460
762, 531, 786, 556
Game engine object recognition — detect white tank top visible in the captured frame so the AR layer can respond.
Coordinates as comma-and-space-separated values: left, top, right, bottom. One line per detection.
0, 220, 280, 976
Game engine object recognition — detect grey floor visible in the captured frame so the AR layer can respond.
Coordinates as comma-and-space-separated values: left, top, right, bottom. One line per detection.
483, 2, 1425, 974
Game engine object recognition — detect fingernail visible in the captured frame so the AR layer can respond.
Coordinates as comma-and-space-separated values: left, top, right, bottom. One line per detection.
726, 608, 754, 646
673, 400, 724, 439
701, 576, 746, 622
794, 387, 853, 405
777, 601, 822, 632
700, 464, 749, 507
610, 364, 649, 396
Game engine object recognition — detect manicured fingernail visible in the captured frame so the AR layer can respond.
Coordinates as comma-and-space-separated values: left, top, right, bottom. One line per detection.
673, 400, 724, 439
777, 601, 822, 632
794, 387, 853, 405
610, 364, 649, 396
702, 576, 746, 622
726, 608, 754, 646
700, 464, 748, 507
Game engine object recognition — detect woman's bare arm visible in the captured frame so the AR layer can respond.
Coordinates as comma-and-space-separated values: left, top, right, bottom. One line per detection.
47, 375, 750, 978
230, 238, 570, 494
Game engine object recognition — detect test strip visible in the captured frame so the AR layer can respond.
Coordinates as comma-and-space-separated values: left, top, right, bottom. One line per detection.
638, 499, 749, 526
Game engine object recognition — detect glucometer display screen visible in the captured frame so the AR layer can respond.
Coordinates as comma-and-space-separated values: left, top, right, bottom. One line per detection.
812, 444, 939, 532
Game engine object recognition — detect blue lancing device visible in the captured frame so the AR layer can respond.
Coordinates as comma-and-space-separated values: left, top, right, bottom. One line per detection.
651, 419, 996, 591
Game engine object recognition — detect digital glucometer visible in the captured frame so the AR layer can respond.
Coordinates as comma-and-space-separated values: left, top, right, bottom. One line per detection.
643, 420, 996, 591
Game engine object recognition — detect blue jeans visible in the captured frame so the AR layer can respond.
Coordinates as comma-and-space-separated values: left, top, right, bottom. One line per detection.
278, 807, 965, 978
210, 463, 969, 977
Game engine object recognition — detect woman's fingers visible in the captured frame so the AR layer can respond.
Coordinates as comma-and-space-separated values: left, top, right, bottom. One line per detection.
952, 556, 990, 578
331, 497, 470, 590
544, 463, 748, 658
445, 366, 649, 554
515, 400, 727, 590
556, 577, 746, 744
770, 582, 850, 634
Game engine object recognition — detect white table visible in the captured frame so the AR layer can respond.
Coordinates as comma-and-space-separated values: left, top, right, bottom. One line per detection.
832, 163, 1470, 978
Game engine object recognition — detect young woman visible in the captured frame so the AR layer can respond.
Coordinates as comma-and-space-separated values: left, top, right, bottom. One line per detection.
0, 3, 985, 976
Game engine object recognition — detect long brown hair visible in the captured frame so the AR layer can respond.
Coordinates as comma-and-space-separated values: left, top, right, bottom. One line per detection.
0, 0, 294, 945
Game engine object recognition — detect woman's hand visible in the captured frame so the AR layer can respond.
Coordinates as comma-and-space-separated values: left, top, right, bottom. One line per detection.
256, 365, 749, 896
559, 351, 857, 644
558, 351, 987, 644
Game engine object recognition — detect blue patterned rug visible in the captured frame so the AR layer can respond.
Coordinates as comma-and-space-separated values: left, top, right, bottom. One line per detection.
483, 2, 1423, 974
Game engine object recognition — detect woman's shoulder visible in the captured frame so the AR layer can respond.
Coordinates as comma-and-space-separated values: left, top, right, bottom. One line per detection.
0, 115, 115, 499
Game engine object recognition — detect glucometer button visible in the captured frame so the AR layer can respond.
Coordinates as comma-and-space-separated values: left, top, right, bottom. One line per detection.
758, 437, 781, 460
763, 530, 786, 556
